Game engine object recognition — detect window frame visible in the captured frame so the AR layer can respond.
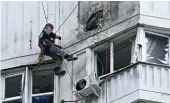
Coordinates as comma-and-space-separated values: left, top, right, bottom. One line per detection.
1, 71, 25, 103
93, 42, 112, 78
1, 64, 58, 103
30, 68, 55, 103
90, 29, 137, 80
143, 30, 170, 66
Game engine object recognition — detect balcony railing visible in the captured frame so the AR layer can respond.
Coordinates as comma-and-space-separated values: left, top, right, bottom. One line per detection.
98, 62, 170, 103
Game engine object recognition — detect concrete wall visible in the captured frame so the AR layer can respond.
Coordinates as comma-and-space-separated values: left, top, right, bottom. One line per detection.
139, 1, 170, 28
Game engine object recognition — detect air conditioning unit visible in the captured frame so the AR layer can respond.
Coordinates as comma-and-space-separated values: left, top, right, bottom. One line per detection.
74, 73, 101, 99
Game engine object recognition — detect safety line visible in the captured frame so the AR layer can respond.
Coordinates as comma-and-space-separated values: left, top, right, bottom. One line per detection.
63, 61, 76, 89
55, 1, 80, 34
41, 1, 48, 23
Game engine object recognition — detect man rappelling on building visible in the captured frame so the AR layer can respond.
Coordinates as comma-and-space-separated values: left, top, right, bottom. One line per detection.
38, 23, 78, 62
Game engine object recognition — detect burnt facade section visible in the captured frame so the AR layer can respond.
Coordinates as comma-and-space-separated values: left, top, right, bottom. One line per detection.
85, 10, 103, 31
79, 1, 137, 32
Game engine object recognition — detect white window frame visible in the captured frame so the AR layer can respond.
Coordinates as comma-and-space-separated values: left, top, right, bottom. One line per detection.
1, 71, 25, 103
30, 68, 55, 103
143, 30, 170, 66
89, 29, 137, 80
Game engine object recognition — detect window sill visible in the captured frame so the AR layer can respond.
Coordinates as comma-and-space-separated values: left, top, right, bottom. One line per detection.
2, 96, 22, 102
32, 92, 54, 97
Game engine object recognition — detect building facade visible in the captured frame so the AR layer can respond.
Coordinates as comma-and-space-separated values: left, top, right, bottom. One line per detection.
1, 1, 170, 103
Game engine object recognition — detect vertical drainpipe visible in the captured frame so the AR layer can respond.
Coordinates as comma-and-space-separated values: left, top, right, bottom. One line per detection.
54, 2, 60, 102
110, 41, 114, 73
54, 75, 60, 103
24, 66, 29, 103
54, 2, 61, 102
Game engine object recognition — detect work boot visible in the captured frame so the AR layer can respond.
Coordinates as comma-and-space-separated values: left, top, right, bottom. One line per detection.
53, 67, 61, 72
64, 54, 78, 61
54, 70, 66, 75
38, 55, 45, 62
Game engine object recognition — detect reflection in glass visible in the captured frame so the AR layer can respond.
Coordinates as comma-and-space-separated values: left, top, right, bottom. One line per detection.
114, 41, 132, 70
5, 75, 22, 98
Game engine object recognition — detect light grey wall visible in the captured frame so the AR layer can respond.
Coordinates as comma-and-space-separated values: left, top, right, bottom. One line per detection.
139, 1, 170, 28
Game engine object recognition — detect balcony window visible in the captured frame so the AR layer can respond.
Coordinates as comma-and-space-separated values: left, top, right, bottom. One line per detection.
93, 36, 134, 78
114, 40, 132, 71
146, 33, 169, 65
96, 48, 110, 76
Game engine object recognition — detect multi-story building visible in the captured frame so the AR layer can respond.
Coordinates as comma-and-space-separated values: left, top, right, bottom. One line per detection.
1, 1, 170, 103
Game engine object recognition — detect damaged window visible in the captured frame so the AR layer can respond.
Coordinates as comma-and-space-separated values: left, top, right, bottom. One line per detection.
146, 34, 169, 65
32, 70, 54, 103
85, 10, 103, 31
96, 48, 110, 76
114, 40, 132, 71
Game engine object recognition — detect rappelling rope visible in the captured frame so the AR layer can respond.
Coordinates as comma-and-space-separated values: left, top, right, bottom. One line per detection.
41, 1, 48, 23
63, 61, 76, 89
54, 1, 80, 34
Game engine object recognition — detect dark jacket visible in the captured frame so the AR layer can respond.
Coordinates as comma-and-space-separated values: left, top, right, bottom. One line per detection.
38, 29, 57, 47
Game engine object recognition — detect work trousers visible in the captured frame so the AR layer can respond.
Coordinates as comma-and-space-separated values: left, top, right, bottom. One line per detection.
39, 43, 67, 62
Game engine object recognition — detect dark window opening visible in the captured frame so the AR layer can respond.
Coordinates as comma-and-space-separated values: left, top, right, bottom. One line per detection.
5, 75, 22, 98
32, 70, 54, 94
96, 48, 110, 76
85, 10, 103, 31
146, 34, 169, 65
114, 40, 132, 71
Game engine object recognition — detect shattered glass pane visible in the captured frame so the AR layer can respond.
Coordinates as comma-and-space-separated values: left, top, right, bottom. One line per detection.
146, 34, 169, 65
3, 99, 22, 103
32, 70, 54, 94
5, 75, 22, 98
32, 95, 53, 103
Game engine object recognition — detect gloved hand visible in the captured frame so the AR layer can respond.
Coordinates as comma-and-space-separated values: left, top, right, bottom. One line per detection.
57, 36, 61, 40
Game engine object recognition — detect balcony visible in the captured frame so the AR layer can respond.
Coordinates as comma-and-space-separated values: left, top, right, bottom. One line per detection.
98, 62, 170, 103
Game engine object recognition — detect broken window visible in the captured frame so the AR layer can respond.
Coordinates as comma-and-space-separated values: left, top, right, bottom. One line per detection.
146, 34, 169, 65
85, 10, 103, 31
96, 48, 110, 77
114, 40, 132, 71
32, 70, 54, 103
